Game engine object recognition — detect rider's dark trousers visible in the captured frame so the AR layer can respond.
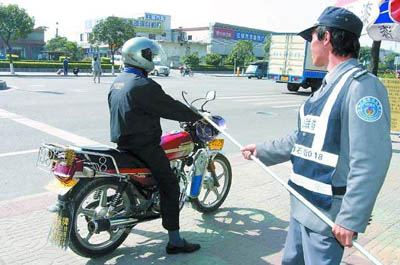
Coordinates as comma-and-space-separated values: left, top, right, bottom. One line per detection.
118, 140, 180, 231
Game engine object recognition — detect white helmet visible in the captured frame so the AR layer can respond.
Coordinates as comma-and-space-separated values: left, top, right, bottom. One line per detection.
121, 37, 166, 72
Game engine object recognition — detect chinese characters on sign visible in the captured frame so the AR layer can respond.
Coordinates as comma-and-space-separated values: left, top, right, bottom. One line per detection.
234, 31, 266, 43
145, 13, 166, 22
213, 28, 235, 39
131, 13, 167, 34
213, 27, 266, 43
382, 79, 400, 132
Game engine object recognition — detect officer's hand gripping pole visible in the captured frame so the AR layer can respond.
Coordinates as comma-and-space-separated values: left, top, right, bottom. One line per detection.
200, 113, 383, 265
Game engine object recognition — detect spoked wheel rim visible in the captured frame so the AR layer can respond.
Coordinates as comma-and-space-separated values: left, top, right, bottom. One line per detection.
74, 184, 132, 250
197, 158, 229, 208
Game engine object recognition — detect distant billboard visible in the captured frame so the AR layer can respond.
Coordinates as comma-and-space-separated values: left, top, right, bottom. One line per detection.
214, 27, 266, 43
214, 28, 235, 39
234, 31, 266, 43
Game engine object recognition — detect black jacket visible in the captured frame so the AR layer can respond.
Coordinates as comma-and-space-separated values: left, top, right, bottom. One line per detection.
108, 71, 200, 146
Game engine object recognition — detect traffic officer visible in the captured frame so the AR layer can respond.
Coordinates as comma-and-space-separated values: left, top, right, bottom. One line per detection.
241, 6, 392, 265
108, 37, 201, 254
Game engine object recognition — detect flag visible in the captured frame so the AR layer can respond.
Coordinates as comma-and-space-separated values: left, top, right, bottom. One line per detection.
336, 0, 400, 41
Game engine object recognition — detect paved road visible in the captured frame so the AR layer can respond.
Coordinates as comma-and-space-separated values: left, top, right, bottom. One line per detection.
0, 71, 399, 264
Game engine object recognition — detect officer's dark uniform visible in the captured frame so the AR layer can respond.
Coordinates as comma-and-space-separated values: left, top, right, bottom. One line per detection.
108, 68, 200, 231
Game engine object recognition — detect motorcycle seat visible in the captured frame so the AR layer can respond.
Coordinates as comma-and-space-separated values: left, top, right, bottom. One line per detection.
78, 146, 148, 170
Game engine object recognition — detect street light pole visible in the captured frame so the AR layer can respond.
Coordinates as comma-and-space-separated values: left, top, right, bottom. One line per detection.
56, 22, 59, 37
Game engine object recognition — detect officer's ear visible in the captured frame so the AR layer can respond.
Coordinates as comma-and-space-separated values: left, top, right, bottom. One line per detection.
323, 31, 331, 46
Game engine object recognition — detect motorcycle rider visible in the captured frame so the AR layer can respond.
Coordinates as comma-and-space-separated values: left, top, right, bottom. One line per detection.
108, 37, 202, 254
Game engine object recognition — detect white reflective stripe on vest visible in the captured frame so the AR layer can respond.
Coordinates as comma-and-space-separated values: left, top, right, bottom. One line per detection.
311, 68, 359, 150
290, 171, 333, 196
291, 144, 338, 167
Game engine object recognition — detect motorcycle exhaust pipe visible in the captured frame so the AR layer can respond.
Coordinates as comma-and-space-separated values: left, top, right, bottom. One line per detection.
88, 214, 161, 233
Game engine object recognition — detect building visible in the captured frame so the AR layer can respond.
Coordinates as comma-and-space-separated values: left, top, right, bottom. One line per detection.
79, 12, 172, 57
174, 22, 273, 58
79, 14, 273, 66
0, 28, 46, 60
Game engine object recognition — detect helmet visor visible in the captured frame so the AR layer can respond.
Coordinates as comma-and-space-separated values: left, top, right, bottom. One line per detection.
151, 41, 167, 66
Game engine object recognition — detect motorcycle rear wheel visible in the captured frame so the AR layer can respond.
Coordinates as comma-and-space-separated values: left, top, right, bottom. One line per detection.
190, 153, 232, 213
69, 178, 136, 258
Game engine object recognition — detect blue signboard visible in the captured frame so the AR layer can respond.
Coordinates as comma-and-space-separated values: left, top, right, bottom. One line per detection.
234, 31, 265, 43
145, 13, 166, 22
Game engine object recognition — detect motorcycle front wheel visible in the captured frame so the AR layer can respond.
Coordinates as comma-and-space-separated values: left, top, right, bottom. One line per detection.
69, 178, 136, 258
190, 153, 232, 213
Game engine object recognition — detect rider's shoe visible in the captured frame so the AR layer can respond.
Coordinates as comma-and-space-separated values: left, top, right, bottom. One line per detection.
166, 239, 201, 254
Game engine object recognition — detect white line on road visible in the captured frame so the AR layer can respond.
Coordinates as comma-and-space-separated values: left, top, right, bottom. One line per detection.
0, 108, 100, 146
0, 149, 38, 158
217, 94, 282, 100
272, 104, 302, 108
253, 100, 302, 105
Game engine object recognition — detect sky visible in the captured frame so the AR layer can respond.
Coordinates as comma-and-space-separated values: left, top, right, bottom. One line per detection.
2, 0, 400, 51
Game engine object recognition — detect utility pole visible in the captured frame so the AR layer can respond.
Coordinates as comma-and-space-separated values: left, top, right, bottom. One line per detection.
56, 22, 59, 37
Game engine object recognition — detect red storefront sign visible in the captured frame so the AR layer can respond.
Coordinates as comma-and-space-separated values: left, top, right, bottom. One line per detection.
214, 27, 234, 39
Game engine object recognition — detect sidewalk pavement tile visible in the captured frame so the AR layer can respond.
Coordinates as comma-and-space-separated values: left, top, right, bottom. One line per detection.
0, 150, 399, 264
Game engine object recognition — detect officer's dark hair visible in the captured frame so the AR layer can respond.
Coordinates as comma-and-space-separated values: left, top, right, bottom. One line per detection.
316, 26, 360, 58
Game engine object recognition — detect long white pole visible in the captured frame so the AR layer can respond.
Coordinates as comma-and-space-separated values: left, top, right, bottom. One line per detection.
201, 113, 383, 265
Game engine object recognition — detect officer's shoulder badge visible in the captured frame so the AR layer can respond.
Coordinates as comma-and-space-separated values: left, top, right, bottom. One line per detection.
355, 96, 383, 122
353, 69, 368, 79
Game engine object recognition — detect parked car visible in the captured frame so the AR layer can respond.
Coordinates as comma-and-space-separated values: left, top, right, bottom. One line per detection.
150, 64, 170, 76
245, 61, 268, 79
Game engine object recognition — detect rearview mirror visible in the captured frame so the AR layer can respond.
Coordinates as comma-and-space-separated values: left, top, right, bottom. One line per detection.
206, 91, 216, 100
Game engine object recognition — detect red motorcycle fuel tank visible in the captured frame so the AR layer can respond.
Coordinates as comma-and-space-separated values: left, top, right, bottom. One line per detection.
161, 130, 194, 160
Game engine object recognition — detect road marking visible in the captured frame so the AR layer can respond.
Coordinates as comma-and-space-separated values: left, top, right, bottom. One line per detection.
0, 149, 38, 158
272, 104, 302, 108
0, 108, 100, 146
253, 100, 302, 105
217, 94, 280, 100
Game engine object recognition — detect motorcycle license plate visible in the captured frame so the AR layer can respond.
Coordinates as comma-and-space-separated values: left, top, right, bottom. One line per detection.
45, 178, 79, 195
208, 139, 224, 150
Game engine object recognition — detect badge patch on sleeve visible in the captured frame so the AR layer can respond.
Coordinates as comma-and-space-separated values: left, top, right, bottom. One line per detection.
355, 96, 382, 122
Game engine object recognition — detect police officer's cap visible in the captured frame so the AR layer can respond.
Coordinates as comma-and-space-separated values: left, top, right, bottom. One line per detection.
298, 6, 363, 42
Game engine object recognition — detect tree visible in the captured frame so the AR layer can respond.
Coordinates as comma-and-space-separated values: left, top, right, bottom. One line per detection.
263, 33, 272, 60
205, 53, 222, 67
230, 40, 256, 68
383, 51, 399, 70
0, 4, 35, 74
45, 36, 82, 60
182, 53, 200, 67
90, 16, 136, 74
358, 46, 372, 67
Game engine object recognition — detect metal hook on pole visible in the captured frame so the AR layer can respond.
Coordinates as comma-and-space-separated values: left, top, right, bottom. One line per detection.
200, 113, 383, 265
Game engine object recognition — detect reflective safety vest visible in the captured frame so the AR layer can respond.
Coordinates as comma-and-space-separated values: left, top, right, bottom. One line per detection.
288, 67, 360, 210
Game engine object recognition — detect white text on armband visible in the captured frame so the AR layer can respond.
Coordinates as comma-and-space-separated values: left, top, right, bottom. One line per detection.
301, 115, 320, 134
291, 144, 338, 167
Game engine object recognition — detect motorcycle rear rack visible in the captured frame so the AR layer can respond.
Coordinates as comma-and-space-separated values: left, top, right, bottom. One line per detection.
36, 143, 127, 178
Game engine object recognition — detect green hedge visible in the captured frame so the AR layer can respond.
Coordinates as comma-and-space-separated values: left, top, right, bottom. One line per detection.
6, 54, 19, 61
191, 64, 234, 71
0, 61, 112, 69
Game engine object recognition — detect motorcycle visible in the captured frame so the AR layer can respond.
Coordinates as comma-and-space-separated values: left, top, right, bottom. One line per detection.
36, 91, 231, 258
181, 67, 194, 77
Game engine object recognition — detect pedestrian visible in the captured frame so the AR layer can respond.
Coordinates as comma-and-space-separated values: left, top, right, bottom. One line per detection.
241, 6, 392, 265
108, 37, 202, 254
63, 57, 69, 76
92, 56, 102, 83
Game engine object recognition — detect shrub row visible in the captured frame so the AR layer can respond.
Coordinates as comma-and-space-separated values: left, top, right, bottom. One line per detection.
191, 64, 234, 71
